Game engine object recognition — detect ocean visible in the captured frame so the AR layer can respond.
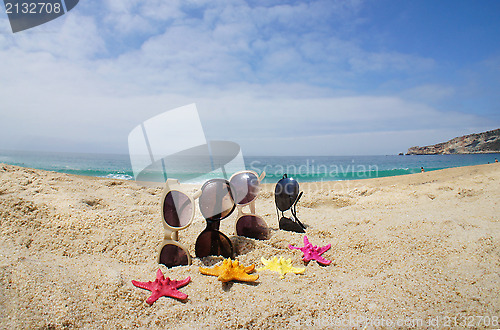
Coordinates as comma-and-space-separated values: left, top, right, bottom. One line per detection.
1, 149, 499, 184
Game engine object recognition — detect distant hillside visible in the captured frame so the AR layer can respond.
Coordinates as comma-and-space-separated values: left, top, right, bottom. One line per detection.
407, 128, 500, 155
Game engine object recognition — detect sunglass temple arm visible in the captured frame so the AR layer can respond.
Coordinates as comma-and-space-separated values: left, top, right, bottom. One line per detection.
258, 171, 266, 182
292, 192, 306, 229
193, 189, 202, 199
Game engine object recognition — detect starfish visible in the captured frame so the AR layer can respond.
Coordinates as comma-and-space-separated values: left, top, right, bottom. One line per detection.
132, 269, 190, 304
289, 235, 332, 265
199, 258, 259, 283
257, 256, 305, 278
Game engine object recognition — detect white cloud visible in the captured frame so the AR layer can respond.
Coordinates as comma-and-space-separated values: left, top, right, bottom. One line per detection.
349, 52, 435, 73
401, 84, 455, 102
2, 14, 104, 60
84, 0, 434, 88
191, 92, 492, 154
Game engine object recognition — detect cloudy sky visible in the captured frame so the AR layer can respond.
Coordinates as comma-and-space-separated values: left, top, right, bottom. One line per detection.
1, 0, 499, 156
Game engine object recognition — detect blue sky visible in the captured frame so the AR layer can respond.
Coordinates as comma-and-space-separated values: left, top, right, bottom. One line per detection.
0, 0, 499, 156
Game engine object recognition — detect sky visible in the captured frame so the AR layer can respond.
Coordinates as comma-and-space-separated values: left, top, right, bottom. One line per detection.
0, 0, 499, 156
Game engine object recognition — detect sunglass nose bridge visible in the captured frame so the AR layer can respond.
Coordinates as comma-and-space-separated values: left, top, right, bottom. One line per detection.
250, 200, 256, 214
236, 200, 256, 216
205, 220, 221, 231
164, 230, 179, 241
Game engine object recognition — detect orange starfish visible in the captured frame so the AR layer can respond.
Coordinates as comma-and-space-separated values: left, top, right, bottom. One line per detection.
199, 258, 259, 283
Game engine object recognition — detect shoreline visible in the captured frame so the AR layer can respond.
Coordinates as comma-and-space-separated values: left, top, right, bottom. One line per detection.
1, 160, 498, 186
1, 151, 499, 186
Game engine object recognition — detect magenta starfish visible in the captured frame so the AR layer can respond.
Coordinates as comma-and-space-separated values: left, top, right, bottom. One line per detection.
132, 269, 190, 304
289, 235, 332, 265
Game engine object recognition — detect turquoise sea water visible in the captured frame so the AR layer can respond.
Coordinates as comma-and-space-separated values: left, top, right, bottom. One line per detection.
1, 149, 499, 184
0, 150, 134, 181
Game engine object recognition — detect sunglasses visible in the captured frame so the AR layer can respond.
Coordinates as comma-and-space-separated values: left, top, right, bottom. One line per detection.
158, 172, 269, 267
194, 178, 235, 259
229, 170, 270, 240
274, 174, 306, 233
157, 179, 201, 268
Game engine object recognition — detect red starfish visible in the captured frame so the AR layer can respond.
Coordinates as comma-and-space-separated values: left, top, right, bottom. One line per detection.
132, 269, 190, 304
289, 235, 332, 265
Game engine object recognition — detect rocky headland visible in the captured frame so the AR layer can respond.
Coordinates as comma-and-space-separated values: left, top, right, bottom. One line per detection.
407, 128, 500, 155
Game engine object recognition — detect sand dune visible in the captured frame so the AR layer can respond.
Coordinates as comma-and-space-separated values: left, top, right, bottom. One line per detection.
1, 163, 499, 329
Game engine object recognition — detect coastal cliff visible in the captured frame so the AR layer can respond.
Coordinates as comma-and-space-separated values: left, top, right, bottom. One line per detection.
407, 128, 500, 155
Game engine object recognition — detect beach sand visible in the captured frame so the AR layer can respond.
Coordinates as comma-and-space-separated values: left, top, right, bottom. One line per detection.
0, 163, 499, 329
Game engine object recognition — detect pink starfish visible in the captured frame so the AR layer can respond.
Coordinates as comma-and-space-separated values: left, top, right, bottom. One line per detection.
132, 269, 190, 304
289, 235, 332, 265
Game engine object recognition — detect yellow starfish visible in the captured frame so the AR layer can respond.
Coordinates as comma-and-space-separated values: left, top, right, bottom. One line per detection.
257, 256, 305, 279
199, 258, 259, 283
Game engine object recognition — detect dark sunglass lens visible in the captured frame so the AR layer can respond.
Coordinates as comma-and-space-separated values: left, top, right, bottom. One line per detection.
275, 178, 299, 211
163, 191, 192, 228
279, 217, 305, 233
159, 244, 189, 268
199, 180, 235, 221
284, 179, 299, 196
230, 172, 259, 205
236, 215, 270, 240
195, 230, 233, 258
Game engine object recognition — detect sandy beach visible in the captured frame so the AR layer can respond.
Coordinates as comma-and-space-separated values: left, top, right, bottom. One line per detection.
0, 163, 499, 329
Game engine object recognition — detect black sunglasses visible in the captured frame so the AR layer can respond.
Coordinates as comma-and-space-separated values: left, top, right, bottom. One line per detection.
274, 174, 306, 233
